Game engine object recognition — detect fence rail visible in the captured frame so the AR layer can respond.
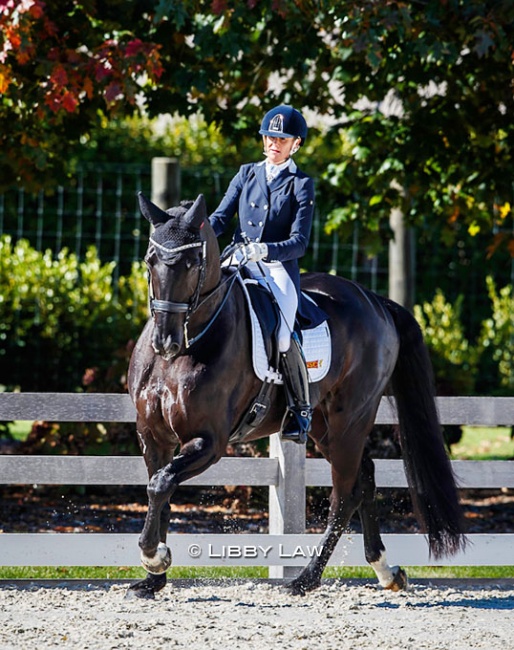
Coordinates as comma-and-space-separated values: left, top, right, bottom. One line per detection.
0, 393, 512, 575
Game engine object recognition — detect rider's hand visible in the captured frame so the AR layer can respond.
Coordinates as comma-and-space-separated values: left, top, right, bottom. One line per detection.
244, 242, 268, 262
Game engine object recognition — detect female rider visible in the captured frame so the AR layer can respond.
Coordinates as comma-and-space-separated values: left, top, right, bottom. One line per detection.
208, 105, 326, 444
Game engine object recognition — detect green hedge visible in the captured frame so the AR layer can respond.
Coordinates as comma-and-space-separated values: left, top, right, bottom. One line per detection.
0, 235, 148, 392
1, 234, 512, 396
414, 279, 513, 396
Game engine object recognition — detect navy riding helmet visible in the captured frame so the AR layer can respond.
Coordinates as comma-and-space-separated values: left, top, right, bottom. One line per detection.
259, 105, 308, 145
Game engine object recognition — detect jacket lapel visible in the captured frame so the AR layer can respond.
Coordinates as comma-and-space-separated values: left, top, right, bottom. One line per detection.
254, 162, 269, 198
269, 166, 296, 192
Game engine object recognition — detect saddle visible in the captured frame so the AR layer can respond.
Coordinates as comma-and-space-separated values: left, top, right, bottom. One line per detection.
229, 270, 331, 444
237, 271, 332, 385
240, 272, 281, 372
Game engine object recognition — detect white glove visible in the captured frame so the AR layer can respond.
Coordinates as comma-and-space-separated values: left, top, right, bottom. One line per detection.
244, 242, 268, 262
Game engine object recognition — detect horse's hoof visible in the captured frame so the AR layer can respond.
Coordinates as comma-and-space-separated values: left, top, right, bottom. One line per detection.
140, 542, 172, 575
286, 576, 320, 596
125, 585, 155, 600
126, 572, 167, 600
383, 566, 408, 592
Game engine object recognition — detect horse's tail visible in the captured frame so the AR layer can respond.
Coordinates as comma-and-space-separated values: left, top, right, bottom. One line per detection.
385, 300, 467, 558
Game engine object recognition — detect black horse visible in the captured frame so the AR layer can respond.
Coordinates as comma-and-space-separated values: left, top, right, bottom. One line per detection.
127, 193, 466, 599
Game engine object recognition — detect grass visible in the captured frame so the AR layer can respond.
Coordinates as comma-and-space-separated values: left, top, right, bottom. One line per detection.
0, 565, 512, 582
6, 420, 32, 442
451, 426, 513, 460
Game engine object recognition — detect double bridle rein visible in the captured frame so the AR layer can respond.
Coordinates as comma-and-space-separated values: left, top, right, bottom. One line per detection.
147, 236, 238, 349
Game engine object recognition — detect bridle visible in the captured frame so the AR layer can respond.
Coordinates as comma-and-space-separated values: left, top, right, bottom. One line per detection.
147, 237, 206, 316
147, 235, 238, 350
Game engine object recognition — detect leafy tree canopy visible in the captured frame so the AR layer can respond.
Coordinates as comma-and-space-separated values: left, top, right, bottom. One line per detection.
1, 0, 513, 252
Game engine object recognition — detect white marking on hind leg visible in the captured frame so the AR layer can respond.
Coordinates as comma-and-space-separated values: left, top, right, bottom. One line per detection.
370, 551, 397, 588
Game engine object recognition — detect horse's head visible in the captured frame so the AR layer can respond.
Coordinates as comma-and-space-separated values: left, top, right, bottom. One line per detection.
138, 192, 220, 360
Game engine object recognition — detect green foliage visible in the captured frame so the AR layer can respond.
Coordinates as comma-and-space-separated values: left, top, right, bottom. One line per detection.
319, 1, 514, 255
451, 426, 514, 460
21, 419, 140, 457
0, 235, 148, 392
73, 111, 334, 180
414, 290, 478, 395
159, 114, 255, 168
478, 277, 514, 393
3, 0, 513, 253
414, 281, 514, 395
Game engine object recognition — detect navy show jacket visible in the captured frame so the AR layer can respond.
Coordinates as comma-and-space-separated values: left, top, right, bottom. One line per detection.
209, 160, 327, 329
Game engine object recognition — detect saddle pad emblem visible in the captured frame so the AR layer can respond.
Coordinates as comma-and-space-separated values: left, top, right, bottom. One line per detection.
307, 359, 323, 369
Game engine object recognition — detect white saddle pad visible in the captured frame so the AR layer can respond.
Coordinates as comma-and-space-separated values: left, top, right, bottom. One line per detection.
239, 277, 331, 384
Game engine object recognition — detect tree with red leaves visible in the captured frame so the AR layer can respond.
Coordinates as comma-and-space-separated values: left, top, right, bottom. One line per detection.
1, 1, 513, 254
0, 0, 163, 190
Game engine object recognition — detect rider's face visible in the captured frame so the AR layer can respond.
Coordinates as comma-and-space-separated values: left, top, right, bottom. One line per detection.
263, 135, 300, 165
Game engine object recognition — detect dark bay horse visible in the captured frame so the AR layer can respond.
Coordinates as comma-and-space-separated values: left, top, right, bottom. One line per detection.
127, 193, 466, 599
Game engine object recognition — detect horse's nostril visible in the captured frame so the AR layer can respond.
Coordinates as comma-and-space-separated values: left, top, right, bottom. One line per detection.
169, 342, 181, 355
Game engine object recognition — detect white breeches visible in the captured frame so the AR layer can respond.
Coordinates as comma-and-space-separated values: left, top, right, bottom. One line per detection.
245, 261, 296, 353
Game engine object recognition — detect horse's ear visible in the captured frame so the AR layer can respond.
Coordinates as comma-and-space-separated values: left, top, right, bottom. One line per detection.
138, 192, 170, 225
184, 194, 207, 230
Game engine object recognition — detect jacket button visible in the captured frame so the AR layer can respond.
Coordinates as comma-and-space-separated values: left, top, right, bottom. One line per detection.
251, 202, 256, 208
263, 204, 268, 210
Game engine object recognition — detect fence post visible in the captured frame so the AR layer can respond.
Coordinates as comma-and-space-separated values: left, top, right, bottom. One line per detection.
151, 157, 181, 209
268, 434, 306, 579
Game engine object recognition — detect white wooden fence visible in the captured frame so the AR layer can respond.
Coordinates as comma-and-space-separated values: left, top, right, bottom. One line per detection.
0, 393, 512, 577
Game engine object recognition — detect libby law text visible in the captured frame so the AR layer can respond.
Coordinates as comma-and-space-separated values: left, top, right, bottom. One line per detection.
187, 543, 324, 559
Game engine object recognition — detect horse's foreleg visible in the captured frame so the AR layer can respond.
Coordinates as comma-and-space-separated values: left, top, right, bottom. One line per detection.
138, 465, 175, 574
138, 435, 216, 575
359, 453, 408, 591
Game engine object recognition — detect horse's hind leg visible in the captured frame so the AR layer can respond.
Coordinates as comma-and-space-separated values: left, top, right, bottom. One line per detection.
358, 452, 408, 591
288, 456, 364, 596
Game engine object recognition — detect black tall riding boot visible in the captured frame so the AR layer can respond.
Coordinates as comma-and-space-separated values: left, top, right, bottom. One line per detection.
280, 335, 312, 444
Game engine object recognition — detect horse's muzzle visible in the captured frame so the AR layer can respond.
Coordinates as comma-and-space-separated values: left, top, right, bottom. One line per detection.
152, 327, 184, 360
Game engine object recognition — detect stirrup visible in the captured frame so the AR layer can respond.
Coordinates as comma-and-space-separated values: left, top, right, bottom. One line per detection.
280, 407, 311, 445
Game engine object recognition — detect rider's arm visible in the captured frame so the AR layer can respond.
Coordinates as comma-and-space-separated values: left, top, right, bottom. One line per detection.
264, 174, 315, 263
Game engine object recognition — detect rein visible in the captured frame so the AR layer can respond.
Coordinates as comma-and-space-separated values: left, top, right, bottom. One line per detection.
184, 271, 239, 348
